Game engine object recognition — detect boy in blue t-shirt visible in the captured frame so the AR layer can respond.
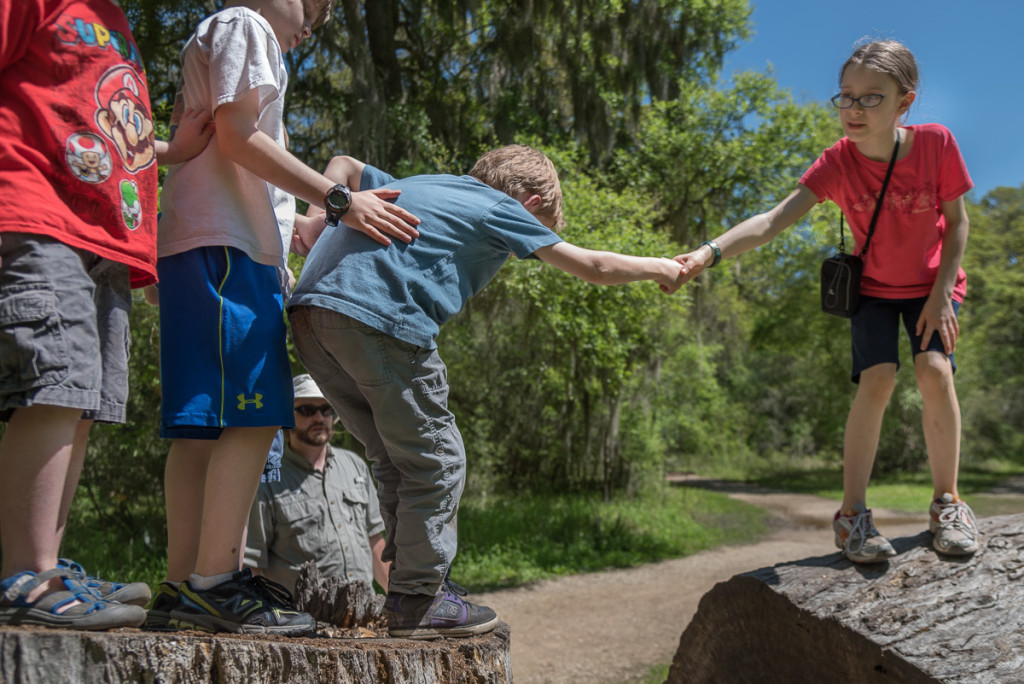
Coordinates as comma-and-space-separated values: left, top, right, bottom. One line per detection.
289, 144, 686, 639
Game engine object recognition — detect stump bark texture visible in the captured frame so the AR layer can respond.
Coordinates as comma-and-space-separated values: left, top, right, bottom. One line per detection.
294, 561, 386, 630
668, 513, 1024, 683
0, 622, 510, 683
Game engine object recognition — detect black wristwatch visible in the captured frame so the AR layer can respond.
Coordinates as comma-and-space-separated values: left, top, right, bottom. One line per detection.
324, 184, 351, 226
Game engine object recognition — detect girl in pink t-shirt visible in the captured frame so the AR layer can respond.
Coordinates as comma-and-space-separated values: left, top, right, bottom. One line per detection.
674, 40, 978, 564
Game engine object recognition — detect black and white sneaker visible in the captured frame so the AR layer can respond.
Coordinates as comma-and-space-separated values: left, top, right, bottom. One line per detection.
168, 568, 315, 636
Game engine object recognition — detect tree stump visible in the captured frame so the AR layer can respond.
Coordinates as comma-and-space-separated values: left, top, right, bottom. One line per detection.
668, 513, 1024, 683
293, 561, 386, 630
0, 623, 510, 683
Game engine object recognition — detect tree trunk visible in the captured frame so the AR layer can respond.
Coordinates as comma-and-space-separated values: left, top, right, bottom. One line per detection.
668, 514, 1024, 683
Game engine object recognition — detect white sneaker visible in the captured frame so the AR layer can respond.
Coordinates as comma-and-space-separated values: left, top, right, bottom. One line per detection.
929, 493, 980, 555
833, 502, 897, 564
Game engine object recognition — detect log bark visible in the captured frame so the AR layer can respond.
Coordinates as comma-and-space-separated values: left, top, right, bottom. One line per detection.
293, 561, 386, 630
0, 622, 510, 683
668, 513, 1024, 684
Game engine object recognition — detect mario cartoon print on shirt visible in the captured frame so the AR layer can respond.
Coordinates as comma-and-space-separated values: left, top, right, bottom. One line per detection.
94, 64, 156, 175
86, 64, 157, 230
50, 6, 157, 237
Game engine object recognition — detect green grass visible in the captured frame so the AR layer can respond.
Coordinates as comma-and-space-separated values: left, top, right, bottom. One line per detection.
624, 664, 670, 684
753, 463, 1017, 512
450, 485, 766, 591
59, 502, 167, 587
50, 462, 1021, 594
46, 482, 765, 594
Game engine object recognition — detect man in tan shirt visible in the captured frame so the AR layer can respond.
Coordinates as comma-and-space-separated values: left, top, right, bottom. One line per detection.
244, 375, 389, 593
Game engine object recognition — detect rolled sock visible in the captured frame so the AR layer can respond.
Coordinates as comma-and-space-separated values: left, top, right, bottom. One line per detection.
189, 571, 235, 590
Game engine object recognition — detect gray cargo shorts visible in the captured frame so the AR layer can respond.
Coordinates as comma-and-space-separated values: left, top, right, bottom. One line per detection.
0, 233, 132, 423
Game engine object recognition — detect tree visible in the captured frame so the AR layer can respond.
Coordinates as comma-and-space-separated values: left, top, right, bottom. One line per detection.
122, 0, 751, 175
610, 73, 850, 475
120, 0, 217, 105
958, 186, 1024, 461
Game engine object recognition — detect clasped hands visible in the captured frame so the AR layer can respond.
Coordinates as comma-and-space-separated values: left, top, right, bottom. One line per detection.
657, 248, 713, 294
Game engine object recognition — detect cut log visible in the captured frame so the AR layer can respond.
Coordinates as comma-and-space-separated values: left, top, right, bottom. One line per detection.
668, 513, 1024, 684
293, 561, 386, 630
0, 622, 510, 683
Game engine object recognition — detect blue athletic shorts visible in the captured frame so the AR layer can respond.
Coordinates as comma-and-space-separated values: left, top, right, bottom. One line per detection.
850, 295, 959, 383
157, 246, 293, 439
0, 233, 131, 423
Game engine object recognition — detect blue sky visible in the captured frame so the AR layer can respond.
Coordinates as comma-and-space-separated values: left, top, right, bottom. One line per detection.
723, 0, 1021, 196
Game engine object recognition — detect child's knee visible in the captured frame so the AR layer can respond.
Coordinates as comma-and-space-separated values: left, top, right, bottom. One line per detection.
915, 352, 954, 395
857, 364, 896, 401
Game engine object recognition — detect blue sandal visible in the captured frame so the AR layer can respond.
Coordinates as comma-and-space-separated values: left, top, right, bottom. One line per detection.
58, 558, 152, 607
0, 568, 146, 630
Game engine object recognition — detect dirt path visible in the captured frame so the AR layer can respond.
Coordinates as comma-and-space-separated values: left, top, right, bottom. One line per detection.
475, 477, 1024, 684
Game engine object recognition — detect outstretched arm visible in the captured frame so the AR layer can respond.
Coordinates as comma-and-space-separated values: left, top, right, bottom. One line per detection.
674, 184, 818, 280
534, 242, 687, 294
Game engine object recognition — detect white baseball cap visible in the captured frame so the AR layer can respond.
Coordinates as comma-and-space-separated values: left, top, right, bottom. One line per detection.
292, 374, 325, 400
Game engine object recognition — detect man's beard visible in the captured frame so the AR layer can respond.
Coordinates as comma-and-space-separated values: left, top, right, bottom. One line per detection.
294, 426, 331, 448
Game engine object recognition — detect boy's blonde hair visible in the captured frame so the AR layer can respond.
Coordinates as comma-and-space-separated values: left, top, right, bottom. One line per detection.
231, 1, 333, 30
469, 145, 565, 229
309, 0, 333, 30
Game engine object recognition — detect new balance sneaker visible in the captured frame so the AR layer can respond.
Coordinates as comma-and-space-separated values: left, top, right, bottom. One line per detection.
168, 569, 316, 636
833, 502, 897, 564
929, 493, 980, 555
386, 579, 498, 640
57, 558, 151, 607
143, 581, 179, 630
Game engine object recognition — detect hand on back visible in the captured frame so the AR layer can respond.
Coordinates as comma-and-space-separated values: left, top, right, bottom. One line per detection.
343, 189, 421, 246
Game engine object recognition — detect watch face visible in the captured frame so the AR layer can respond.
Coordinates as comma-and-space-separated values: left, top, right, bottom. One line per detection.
324, 185, 351, 226
326, 185, 350, 212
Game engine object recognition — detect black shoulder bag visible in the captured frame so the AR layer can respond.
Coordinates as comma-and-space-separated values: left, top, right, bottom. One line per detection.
820, 134, 900, 317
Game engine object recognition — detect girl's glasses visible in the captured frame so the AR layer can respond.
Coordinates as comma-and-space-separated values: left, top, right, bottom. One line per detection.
831, 93, 885, 109
295, 404, 334, 417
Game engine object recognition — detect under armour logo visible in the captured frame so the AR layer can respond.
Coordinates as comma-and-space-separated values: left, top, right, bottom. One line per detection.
237, 393, 264, 410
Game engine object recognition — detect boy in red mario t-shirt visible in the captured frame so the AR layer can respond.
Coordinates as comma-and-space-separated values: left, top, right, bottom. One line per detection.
0, 0, 209, 630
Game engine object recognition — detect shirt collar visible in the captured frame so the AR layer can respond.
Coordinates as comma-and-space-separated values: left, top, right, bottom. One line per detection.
282, 443, 332, 473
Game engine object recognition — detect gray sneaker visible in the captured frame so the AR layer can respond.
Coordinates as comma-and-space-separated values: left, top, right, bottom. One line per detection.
833, 502, 897, 564
386, 580, 498, 640
929, 493, 980, 555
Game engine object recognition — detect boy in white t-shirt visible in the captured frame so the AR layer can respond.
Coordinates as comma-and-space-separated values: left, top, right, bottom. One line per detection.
148, 0, 419, 636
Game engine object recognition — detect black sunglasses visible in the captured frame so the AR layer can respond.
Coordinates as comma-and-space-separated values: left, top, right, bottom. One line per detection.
294, 404, 334, 418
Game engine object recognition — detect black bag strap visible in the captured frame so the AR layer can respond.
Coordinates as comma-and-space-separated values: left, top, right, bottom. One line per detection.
837, 132, 901, 257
